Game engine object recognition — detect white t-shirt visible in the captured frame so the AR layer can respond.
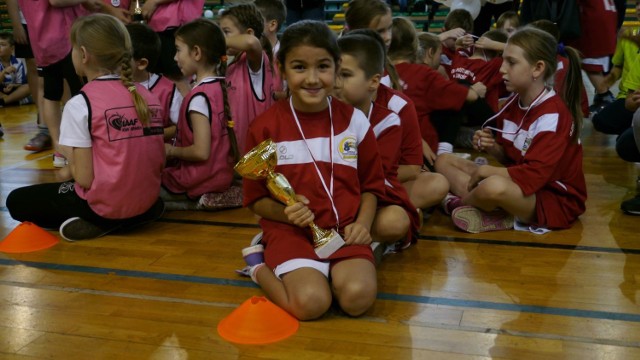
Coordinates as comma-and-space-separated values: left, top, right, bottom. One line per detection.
140, 73, 183, 125
248, 56, 265, 100
187, 76, 217, 118
60, 75, 123, 148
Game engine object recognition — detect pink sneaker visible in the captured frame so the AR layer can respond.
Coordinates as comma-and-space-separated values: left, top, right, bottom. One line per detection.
451, 206, 514, 233
442, 193, 463, 215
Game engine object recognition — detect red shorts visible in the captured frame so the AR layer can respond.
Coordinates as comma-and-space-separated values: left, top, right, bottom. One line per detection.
260, 219, 374, 270
534, 189, 584, 229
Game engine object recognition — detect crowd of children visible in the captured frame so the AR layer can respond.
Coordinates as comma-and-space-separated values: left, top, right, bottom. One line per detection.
6, 0, 640, 320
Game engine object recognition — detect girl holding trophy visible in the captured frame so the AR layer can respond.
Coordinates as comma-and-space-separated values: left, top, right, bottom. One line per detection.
240, 21, 386, 321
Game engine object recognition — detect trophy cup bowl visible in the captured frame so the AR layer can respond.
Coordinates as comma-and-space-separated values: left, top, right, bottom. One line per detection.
235, 139, 344, 258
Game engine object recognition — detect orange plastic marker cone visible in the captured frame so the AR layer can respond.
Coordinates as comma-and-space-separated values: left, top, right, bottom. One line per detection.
0, 222, 59, 253
217, 296, 299, 344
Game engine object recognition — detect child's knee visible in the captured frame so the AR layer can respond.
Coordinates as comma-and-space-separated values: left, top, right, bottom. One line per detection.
336, 281, 377, 317
434, 153, 456, 170
289, 286, 332, 320
375, 207, 410, 241
424, 172, 450, 198
475, 175, 509, 200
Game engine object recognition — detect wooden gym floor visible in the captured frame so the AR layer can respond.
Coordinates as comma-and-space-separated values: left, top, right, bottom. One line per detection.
0, 103, 639, 359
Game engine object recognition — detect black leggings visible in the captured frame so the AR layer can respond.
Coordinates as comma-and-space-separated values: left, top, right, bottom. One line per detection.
6, 182, 163, 230
430, 98, 495, 145
592, 98, 640, 162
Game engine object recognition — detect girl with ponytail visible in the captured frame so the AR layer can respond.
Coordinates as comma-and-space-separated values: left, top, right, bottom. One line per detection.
435, 27, 586, 234
7, 14, 166, 241
161, 18, 241, 209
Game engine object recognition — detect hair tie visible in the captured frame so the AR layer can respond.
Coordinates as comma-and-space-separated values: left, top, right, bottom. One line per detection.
227, 120, 234, 128
221, 55, 228, 63
128, 85, 137, 93
557, 42, 566, 56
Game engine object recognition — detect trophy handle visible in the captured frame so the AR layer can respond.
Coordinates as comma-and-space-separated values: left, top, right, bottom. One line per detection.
266, 173, 298, 206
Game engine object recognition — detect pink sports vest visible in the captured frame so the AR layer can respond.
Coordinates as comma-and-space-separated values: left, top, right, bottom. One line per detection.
19, 1, 89, 66
161, 79, 234, 198
226, 52, 277, 154
76, 79, 165, 219
147, 74, 177, 128
147, 0, 205, 32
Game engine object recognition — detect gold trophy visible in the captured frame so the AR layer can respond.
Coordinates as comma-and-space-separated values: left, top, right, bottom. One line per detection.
235, 139, 345, 258
133, 0, 144, 23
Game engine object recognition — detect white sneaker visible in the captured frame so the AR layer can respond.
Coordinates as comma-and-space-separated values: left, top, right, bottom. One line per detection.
53, 152, 67, 168
250, 231, 263, 246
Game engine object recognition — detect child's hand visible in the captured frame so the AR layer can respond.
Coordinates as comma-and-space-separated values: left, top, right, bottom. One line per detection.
3, 65, 16, 75
471, 82, 487, 98
473, 128, 495, 152
343, 222, 372, 245
467, 165, 489, 191
440, 27, 466, 41
625, 91, 640, 112
284, 194, 314, 228
141, 0, 159, 20
455, 34, 474, 49
111, 7, 132, 23
423, 142, 436, 166
82, 0, 104, 12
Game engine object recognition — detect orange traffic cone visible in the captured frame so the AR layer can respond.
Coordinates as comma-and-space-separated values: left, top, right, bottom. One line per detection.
217, 296, 299, 344
0, 222, 59, 253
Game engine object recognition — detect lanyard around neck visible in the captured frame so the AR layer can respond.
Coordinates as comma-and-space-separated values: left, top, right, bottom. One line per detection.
482, 87, 549, 135
288, 97, 340, 228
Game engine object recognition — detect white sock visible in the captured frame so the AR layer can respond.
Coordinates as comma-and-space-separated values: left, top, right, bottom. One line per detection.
437, 142, 453, 155
249, 263, 265, 284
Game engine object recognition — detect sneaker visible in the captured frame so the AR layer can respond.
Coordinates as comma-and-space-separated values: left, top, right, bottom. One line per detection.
442, 193, 463, 215
53, 152, 67, 168
24, 132, 52, 152
59, 217, 116, 241
236, 244, 265, 278
250, 231, 263, 246
474, 156, 488, 166
116, 198, 165, 233
371, 242, 385, 266
621, 195, 640, 215
451, 206, 514, 233
588, 90, 615, 115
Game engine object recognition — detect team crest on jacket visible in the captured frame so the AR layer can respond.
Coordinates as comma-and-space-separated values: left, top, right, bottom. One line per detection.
338, 136, 357, 161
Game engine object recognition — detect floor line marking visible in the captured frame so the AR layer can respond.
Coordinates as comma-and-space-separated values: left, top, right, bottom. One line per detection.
4, 279, 639, 348
2, 258, 639, 323
0, 153, 53, 174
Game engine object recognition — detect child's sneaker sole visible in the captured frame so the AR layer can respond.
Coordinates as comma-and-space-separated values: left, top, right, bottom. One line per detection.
451, 206, 514, 233
621, 196, 640, 216
59, 217, 116, 241
24, 133, 52, 152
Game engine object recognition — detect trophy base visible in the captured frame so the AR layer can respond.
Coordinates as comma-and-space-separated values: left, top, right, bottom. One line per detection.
314, 230, 345, 259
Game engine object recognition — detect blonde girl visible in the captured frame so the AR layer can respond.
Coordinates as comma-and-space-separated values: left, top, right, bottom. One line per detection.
7, 14, 166, 241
